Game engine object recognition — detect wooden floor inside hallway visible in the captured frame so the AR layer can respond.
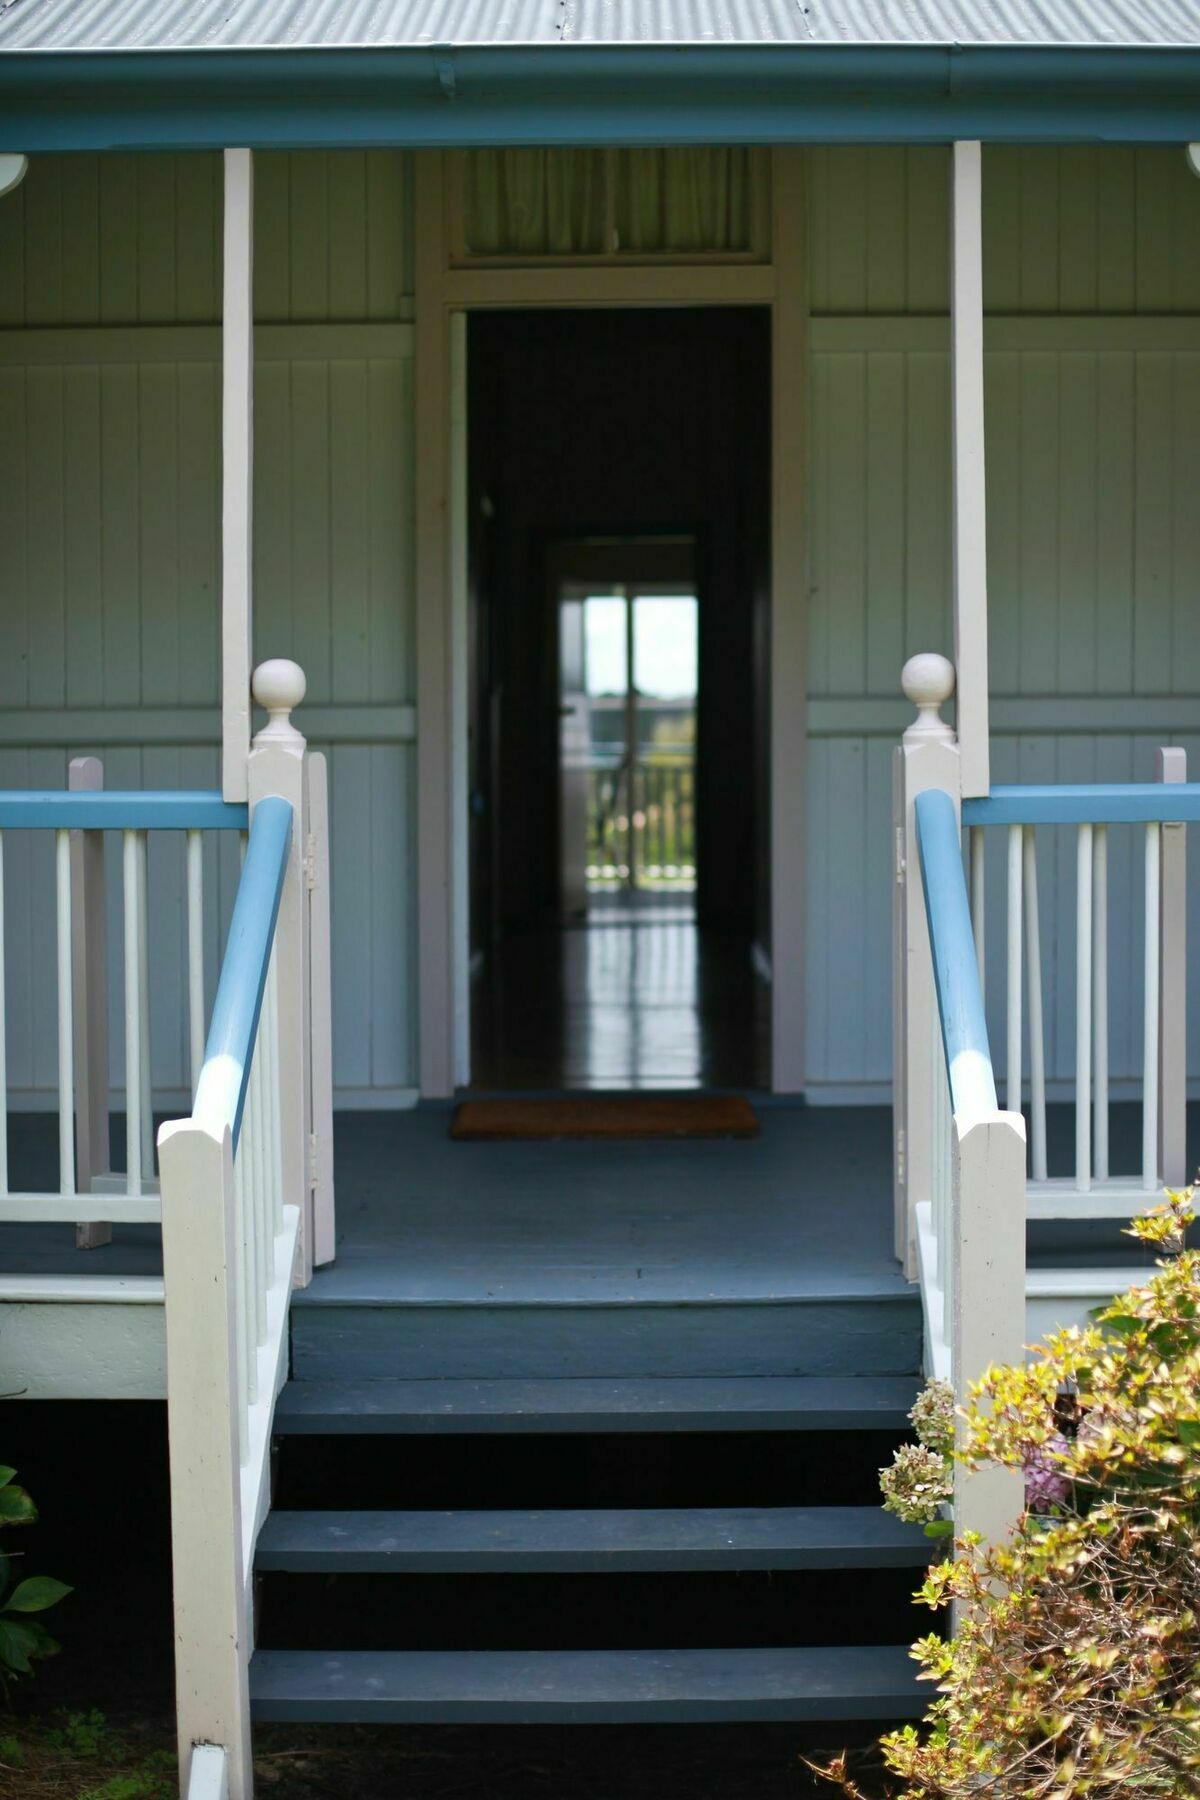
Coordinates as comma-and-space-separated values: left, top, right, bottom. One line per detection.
470, 895, 771, 1091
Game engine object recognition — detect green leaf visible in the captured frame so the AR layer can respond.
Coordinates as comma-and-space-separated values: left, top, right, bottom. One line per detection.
4, 1576, 71, 1614
0, 1617, 56, 1675
923, 1519, 955, 1539
1177, 1420, 1200, 1446
1102, 1314, 1142, 1338
0, 1468, 16, 1490
0, 1486, 36, 1525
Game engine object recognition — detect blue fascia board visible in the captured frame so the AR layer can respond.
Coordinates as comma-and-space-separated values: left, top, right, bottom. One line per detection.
194, 794, 292, 1150
2, 45, 1200, 152
914, 789, 998, 1121
964, 783, 1200, 826
0, 790, 248, 830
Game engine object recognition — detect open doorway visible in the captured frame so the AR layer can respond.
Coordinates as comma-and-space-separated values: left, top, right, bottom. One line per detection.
467, 308, 771, 1090
557, 540, 698, 918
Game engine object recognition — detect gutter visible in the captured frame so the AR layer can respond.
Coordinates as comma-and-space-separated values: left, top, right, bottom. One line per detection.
0, 43, 1198, 151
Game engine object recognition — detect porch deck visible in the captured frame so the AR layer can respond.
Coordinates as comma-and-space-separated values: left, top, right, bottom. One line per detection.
1, 1101, 1187, 1297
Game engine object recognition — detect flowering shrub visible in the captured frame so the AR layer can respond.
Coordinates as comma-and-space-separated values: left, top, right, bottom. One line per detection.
843, 1188, 1200, 1798
880, 1383, 954, 1534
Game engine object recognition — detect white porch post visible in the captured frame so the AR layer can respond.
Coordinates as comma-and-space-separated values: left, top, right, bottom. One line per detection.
950, 141, 991, 800
893, 654, 961, 1275
222, 148, 255, 804
248, 660, 313, 1287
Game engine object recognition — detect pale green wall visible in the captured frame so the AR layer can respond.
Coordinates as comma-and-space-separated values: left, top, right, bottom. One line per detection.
0, 151, 418, 1104
1, 147, 1197, 1105
804, 146, 1200, 1099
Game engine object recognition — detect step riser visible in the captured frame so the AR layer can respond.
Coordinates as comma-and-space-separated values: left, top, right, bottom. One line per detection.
250, 1696, 924, 1725
290, 1301, 922, 1382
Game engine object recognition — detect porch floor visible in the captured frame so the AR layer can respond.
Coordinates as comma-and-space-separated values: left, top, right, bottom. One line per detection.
301, 1103, 904, 1309
1, 1101, 1187, 1293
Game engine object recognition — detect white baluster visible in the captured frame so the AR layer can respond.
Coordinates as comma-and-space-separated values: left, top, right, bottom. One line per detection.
55, 830, 75, 1197
1006, 824, 1022, 1120
186, 829, 205, 1098
233, 1141, 251, 1461
1023, 827, 1047, 1182
969, 826, 985, 996
240, 1098, 259, 1406
250, 1037, 267, 1347
122, 831, 141, 1198
1143, 822, 1161, 1191
0, 833, 8, 1197
1093, 826, 1109, 1182
137, 832, 152, 1176
1075, 824, 1093, 1193
266, 949, 283, 1238
1157, 747, 1188, 1188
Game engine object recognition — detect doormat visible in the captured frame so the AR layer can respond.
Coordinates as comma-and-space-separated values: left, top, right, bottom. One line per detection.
450, 1096, 758, 1141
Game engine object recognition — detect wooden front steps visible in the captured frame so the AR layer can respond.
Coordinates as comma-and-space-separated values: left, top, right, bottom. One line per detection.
256, 1503, 931, 1573
249, 1645, 926, 1725
251, 1371, 927, 1727
271, 1373, 922, 1435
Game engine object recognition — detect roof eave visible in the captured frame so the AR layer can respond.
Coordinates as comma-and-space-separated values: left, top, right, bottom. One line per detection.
0, 42, 1197, 152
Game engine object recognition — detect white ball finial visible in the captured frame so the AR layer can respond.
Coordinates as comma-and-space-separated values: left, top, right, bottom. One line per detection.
252, 658, 306, 744
901, 653, 955, 744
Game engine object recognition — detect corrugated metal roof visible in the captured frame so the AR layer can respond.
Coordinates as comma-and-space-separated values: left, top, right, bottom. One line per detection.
1, 0, 1197, 53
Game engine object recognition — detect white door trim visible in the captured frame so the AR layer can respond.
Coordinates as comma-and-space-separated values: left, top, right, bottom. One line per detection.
414, 148, 808, 1096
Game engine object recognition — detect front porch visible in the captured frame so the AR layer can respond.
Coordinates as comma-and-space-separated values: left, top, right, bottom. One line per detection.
3, 1100, 1185, 1396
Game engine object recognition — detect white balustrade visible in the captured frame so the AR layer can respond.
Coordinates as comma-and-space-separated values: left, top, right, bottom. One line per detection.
160, 654, 325, 1800
0, 786, 241, 1231
958, 753, 1186, 1218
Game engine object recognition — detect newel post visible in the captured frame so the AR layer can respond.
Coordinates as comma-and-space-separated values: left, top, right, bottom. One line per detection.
249, 659, 313, 1286
158, 1118, 253, 1800
893, 654, 961, 1276
951, 1112, 1026, 1558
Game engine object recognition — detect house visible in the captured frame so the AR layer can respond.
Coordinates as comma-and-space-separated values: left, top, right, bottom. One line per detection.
0, 3, 1198, 1794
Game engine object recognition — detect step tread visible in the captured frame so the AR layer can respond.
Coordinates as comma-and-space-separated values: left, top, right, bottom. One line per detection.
273, 1374, 919, 1435
249, 1645, 924, 1723
256, 1505, 931, 1572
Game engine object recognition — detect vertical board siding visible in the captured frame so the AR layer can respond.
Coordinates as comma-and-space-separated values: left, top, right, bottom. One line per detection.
809, 146, 1200, 316
806, 337, 1200, 1093
0, 343, 416, 1101
0, 143, 417, 1104
0, 152, 412, 328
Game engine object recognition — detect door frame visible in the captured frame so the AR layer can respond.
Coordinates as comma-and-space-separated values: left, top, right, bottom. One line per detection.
414, 147, 808, 1096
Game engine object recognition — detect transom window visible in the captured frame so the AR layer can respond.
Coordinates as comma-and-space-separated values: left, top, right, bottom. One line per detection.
450, 147, 769, 264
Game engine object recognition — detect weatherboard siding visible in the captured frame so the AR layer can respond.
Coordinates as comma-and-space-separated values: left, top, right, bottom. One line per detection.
804, 146, 1200, 1096
0, 151, 417, 1104
0, 147, 1196, 1102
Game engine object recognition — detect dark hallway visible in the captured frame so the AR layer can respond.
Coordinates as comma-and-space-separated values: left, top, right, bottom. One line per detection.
466, 308, 771, 1090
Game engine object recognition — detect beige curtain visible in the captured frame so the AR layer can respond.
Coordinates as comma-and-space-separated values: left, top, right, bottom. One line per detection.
616, 148, 751, 254
464, 147, 753, 258
464, 149, 605, 255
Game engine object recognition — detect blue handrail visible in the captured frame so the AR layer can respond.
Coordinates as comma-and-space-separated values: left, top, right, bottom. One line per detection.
192, 796, 292, 1149
0, 791, 248, 831
963, 783, 1200, 827
915, 788, 998, 1120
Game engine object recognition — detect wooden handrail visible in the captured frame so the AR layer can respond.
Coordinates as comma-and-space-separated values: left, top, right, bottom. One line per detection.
192, 796, 291, 1151
964, 783, 1200, 825
0, 790, 247, 830
915, 788, 998, 1121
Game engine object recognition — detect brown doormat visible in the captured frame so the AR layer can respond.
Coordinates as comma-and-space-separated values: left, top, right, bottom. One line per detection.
450, 1096, 758, 1141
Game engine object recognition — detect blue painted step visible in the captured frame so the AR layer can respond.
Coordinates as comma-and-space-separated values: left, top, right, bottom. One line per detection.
249, 1644, 924, 1724
289, 1295, 920, 1381
256, 1505, 930, 1573
272, 1373, 921, 1435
